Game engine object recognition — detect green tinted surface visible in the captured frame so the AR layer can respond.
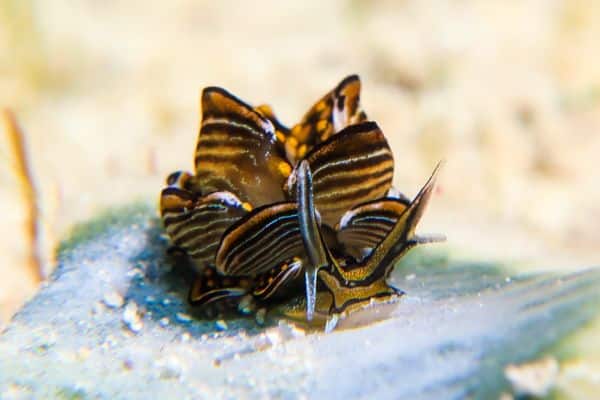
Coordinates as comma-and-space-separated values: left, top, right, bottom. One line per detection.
0, 205, 599, 399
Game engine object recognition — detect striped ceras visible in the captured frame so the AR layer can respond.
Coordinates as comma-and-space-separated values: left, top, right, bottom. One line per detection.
160, 75, 443, 326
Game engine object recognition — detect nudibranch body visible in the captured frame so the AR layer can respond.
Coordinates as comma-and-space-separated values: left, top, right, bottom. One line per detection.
160, 75, 443, 328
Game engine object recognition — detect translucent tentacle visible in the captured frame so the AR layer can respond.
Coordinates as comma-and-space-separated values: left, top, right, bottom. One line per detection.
297, 160, 330, 320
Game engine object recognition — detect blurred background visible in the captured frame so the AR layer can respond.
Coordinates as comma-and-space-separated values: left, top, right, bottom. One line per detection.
1, 0, 599, 325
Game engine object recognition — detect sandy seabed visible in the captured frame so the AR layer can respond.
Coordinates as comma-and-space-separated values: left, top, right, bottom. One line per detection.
1, 0, 599, 344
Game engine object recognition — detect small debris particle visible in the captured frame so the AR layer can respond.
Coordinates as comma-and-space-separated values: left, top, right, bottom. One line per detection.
254, 334, 273, 351
123, 358, 134, 370
154, 356, 182, 380
175, 312, 192, 323
162, 298, 171, 306
77, 346, 91, 361
159, 317, 170, 327
237, 295, 256, 314
255, 309, 266, 325
214, 346, 256, 366
103, 291, 124, 308
324, 314, 339, 333
100, 334, 118, 350
265, 321, 306, 346
127, 267, 144, 278
135, 261, 148, 270
122, 302, 143, 333
180, 332, 191, 342
504, 356, 559, 397
405, 273, 416, 281
91, 301, 105, 315
215, 319, 228, 330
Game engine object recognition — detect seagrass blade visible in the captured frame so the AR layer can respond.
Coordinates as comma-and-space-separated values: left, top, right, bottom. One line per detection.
337, 198, 410, 260
195, 87, 292, 205
160, 187, 249, 273
285, 75, 367, 164
215, 202, 306, 277
286, 121, 394, 227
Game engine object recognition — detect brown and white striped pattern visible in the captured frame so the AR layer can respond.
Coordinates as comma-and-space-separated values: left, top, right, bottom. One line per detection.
160, 76, 445, 322
316, 164, 444, 316
286, 121, 394, 227
216, 202, 307, 277
363, 162, 444, 280
160, 188, 249, 273
195, 87, 291, 205
285, 74, 367, 165
337, 198, 409, 260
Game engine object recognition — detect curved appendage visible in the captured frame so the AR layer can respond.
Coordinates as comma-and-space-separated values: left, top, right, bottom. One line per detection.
286, 121, 394, 227
215, 202, 306, 277
296, 160, 335, 320
285, 75, 367, 165
189, 259, 304, 316
337, 198, 410, 261
196, 87, 292, 205
365, 162, 444, 279
164, 170, 195, 191
160, 184, 249, 274
317, 162, 444, 315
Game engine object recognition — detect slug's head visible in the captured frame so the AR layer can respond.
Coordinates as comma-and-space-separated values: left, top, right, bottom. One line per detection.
295, 160, 444, 323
